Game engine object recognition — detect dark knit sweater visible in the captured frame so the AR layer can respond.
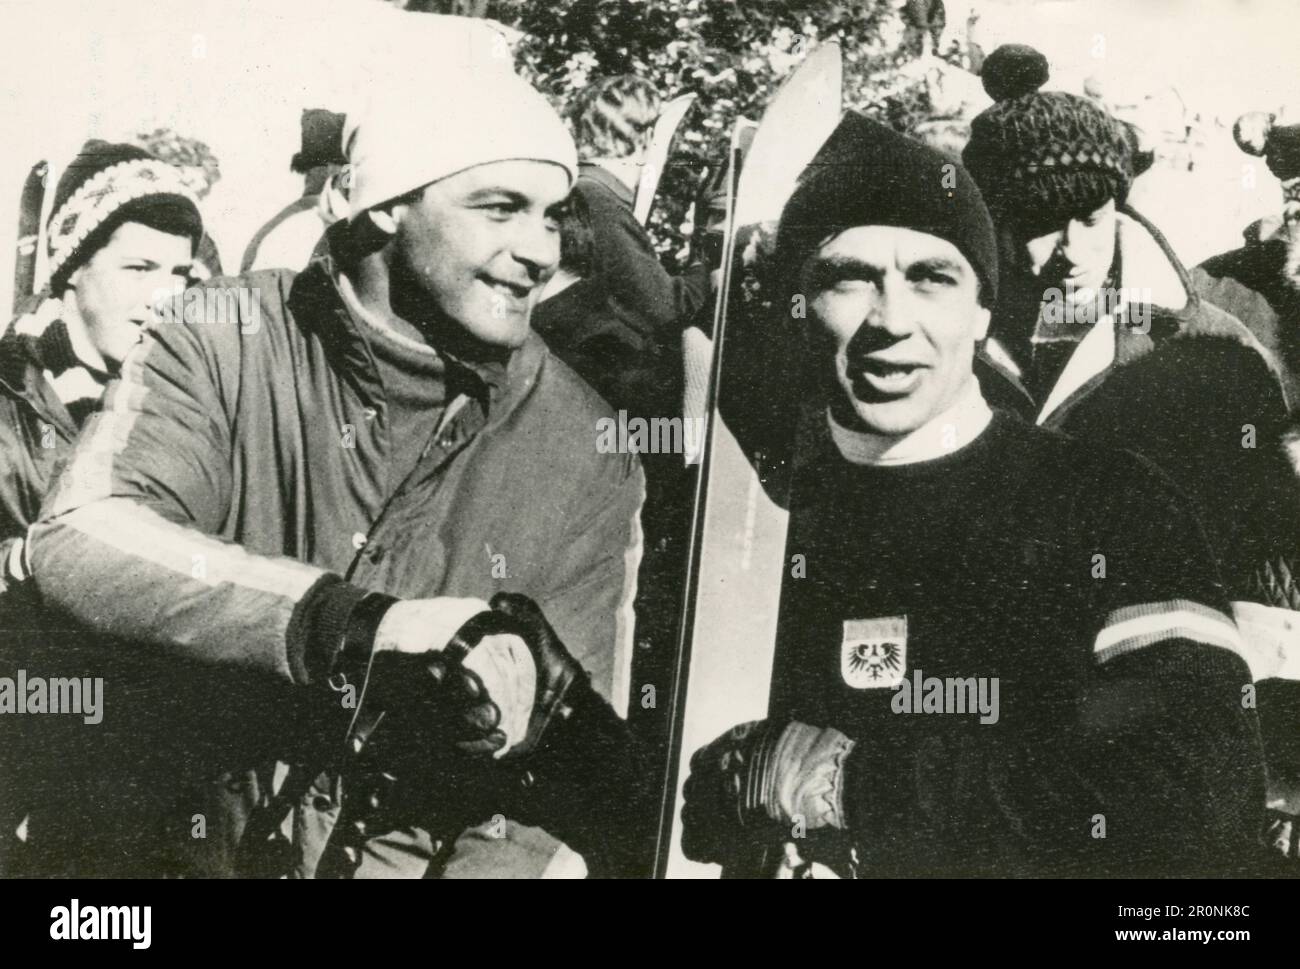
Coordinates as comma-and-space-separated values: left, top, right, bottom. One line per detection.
770, 411, 1266, 877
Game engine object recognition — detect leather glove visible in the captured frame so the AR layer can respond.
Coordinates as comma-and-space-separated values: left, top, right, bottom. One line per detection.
345, 599, 535, 761
357, 610, 521, 758
487, 592, 585, 759
345, 591, 584, 765
681, 719, 855, 866
324, 607, 534, 864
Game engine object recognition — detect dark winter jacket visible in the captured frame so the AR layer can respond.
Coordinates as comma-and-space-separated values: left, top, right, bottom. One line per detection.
21, 254, 645, 879
773, 411, 1267, 876
563, 163, 710, 354
0, 298, 98, 871
981, 209, 1300, 615
0, 299, 89, 559
979, 210, 1300, 860
1193, 234, 1300, 413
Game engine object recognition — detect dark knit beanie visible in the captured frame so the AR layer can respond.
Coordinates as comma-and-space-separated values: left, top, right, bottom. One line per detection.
963, 44, 1133, 235
47, 140, 203, 292
775, 111, 998, 304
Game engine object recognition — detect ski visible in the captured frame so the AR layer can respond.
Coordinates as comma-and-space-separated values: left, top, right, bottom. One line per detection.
11, 159, 52, 313
657, 43, 843, 878
635, 93, 697, 226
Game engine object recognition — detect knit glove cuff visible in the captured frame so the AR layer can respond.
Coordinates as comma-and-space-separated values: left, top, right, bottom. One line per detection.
760, 721, 856, 831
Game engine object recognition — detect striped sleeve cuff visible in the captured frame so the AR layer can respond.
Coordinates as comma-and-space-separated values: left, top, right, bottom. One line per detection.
1093, 599, 1244, 666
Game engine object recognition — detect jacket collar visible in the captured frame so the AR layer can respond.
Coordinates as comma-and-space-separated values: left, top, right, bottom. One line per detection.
987, 207, 1280, 424
288, 251, 545, 426
578, 162, 635, 208
1112, 207, 1270, 357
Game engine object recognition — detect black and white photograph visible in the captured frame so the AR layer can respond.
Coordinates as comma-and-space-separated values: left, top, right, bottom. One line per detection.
0, 0, 1295, 940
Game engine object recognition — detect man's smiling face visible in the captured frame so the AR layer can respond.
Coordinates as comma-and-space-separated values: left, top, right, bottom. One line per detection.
801, 224, 990, 437
388, 159, 571, 349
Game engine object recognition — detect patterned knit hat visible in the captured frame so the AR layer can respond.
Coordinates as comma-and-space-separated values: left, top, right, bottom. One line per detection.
46, 140, 202, 292
962, 44, 1133, 235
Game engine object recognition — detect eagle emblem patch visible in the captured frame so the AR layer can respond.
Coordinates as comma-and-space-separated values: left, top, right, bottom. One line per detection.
841, 617, 907, 689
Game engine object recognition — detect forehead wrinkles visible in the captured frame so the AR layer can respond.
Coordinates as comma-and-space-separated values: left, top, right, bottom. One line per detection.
813, 227, 970, 276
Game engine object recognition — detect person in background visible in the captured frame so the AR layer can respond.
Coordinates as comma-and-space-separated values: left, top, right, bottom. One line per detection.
1193, 112, 1300, 861
0, 139, 203, 872
241, 108, 351, 273
537, 75, 715, 770
964, 45, 1300, 869
538, 74, 710, 417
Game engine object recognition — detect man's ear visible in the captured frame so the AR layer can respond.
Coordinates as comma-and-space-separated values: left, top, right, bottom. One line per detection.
973, 303, 992, 342
366, 204, 402, 237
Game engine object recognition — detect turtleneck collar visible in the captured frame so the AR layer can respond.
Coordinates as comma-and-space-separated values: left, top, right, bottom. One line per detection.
334, 266, 512, 398
827, 377, 993, 466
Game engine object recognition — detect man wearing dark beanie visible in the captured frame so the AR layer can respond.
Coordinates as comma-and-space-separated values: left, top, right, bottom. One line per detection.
965, 46, 1300, 870
0, 139, 203, 869
680, 112, 1269, 877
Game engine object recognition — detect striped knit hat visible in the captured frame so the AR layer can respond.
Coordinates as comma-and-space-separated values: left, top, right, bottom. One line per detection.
962, 45, 1133, 234
46, 140, 202, 292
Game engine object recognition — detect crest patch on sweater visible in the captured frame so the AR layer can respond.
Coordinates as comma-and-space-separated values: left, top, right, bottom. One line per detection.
841, 617, 907, 688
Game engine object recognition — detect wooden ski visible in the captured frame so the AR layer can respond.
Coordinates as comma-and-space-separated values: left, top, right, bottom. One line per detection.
635, 93, 697, 226
657, 43, 843, 878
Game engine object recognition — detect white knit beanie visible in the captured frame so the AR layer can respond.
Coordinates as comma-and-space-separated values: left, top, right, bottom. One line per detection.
343, 69, 578, 220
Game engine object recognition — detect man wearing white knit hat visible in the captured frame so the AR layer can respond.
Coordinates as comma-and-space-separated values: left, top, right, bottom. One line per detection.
23, 67, 650, 879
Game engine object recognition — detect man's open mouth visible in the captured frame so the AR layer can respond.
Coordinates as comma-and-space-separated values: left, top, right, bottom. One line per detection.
850, 358, 927, 397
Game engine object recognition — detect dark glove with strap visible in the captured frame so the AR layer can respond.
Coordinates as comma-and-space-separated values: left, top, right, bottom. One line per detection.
330, 594, 514, 760
483, 592, 654, 876
486, 592, 586, 759
314, 598, 533, 877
